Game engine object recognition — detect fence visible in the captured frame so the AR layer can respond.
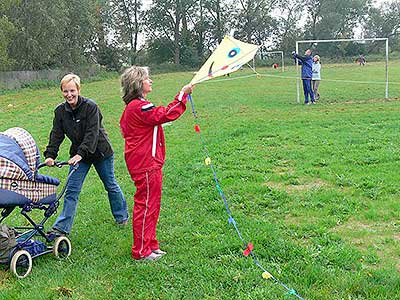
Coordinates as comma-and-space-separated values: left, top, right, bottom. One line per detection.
0, 65, 102, 90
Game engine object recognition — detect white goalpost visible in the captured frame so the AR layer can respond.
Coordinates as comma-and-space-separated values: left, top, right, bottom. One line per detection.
253, 50, 285, 72
265, 51, 285, 72
295, 38, 389, 103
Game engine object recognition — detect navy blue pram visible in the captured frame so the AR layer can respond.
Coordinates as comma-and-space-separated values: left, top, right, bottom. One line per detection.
0, 127, 74, 278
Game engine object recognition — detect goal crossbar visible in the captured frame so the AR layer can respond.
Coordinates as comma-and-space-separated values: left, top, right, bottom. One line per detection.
253, 50, 285, 72
295, 37, 389, 103
264, 51, 284, 72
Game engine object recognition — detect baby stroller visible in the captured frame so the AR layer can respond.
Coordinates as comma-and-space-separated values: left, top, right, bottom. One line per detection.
0, 127, 75, 278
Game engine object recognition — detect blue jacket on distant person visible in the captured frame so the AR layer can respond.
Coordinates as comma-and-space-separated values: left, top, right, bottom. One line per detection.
292, 50, 315, 103
292, 52, 313, 79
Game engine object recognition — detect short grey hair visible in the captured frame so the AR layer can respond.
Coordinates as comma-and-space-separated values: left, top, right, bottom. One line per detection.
121, 66, 149, 104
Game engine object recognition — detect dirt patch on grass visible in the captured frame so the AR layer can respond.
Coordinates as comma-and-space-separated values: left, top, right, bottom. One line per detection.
284, 214, 318, 226
272, 164, 294, 175
331, 219, 400, 271
264, 178, 330, 194
331, 97, 400, 105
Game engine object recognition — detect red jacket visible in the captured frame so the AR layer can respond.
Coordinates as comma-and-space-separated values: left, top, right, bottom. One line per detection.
120, 92, 188, 175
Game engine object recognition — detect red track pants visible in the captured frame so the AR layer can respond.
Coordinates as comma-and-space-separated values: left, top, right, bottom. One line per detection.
131, 169, 163, 259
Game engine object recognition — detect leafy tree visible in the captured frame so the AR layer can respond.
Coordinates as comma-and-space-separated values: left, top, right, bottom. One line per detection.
233, 0, 279, 45
7, 0, 97, 70
60, 0, 98, 66
202, 0, 226, 43
146, 38, 174, 64
364, 1, 400, 51
145, 0, 181, 64
4, 0, 396, 72
273, 0, 303, 53
145, 0, 200, 65
297, 0, 371, 60
0, 16, 16, 71
0, 0, 18, 71
189, 0, 232, 61
105, 0, 143, 65
304, 0, 371, 40
92, 0, 113, 68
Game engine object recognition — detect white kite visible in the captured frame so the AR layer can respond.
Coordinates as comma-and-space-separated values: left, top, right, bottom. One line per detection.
191, 36, 260, 85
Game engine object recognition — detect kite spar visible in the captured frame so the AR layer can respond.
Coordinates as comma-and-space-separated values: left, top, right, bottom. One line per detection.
188, 36, 305, 300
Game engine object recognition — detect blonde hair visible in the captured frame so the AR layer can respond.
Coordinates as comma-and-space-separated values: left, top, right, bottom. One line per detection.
121, 66, 149, 104
314, 55, 321, 62
60, 73, 81, 91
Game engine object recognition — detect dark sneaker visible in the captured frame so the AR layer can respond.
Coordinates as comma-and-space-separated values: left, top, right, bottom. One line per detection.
47, 228, 66, 242
116, 219, 129, 226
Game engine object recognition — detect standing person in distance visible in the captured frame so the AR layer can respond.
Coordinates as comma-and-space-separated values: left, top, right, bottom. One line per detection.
120, 66, 194, 261
357, 54, 366, 66
44, 73, 129, 238
292, 49, 315, 105
312, 55, 321, 101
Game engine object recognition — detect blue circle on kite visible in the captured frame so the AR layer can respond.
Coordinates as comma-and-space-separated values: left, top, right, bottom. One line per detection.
228, 48, 240, 58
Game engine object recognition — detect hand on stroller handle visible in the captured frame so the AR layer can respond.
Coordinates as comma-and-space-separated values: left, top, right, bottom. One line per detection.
38, 161, 71, 169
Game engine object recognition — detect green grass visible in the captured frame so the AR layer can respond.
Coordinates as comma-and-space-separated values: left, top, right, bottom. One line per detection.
0, 61, 399, 300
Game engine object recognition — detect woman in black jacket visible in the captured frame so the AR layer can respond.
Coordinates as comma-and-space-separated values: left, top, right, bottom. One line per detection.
44, 73, 128, 236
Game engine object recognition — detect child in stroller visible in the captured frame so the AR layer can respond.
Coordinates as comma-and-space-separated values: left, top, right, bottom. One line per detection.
0, 127, 76, 278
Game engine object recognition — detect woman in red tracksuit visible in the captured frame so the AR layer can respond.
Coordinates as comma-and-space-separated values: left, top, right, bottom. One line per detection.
120, 66, 193, 260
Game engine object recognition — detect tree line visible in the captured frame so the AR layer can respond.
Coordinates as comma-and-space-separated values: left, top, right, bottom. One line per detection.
0, 0, 399, 71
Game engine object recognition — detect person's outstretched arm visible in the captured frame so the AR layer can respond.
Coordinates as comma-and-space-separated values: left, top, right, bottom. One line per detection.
44, 107, 65, 162
131, 84, 194, 127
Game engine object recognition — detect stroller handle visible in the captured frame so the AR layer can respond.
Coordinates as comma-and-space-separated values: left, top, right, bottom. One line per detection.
38, 161, 70, 169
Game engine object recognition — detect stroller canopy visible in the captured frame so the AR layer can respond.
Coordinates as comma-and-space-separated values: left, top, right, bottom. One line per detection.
0, 127, 41, 181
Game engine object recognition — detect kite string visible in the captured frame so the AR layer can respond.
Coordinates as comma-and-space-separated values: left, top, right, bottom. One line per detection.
246, 62, 260, 76
201, 71, 400, 86
187, 95, 304, 300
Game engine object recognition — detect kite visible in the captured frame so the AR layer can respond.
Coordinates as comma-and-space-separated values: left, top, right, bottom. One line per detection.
188, 37, 304, 300
190, 36, 260, 84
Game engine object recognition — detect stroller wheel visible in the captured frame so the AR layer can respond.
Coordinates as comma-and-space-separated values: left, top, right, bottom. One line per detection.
53, 236, 72, 258
10, 249, 33, 279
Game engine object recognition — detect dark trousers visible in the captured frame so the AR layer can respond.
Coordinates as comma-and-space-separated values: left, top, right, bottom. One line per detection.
302, 79, 315, 103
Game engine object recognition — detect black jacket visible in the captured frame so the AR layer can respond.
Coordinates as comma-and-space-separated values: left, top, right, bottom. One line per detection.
44, 96, 113, 163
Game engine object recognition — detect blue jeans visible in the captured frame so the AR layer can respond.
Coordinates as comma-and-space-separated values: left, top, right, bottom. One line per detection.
53, 155, 128, 234
302, 79, 315, 103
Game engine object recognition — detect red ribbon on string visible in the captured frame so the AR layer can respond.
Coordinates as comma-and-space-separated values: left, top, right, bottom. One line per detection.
243, 243, 253, 257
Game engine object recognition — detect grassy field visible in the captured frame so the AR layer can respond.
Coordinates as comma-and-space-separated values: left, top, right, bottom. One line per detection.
0, 61, 399, 300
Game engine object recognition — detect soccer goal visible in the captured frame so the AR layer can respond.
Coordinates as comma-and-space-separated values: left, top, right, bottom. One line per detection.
253, 49, 285, 72
295, 38, 389, 103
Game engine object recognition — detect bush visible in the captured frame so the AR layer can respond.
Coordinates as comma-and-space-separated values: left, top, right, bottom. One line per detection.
147, 62, 193, 74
